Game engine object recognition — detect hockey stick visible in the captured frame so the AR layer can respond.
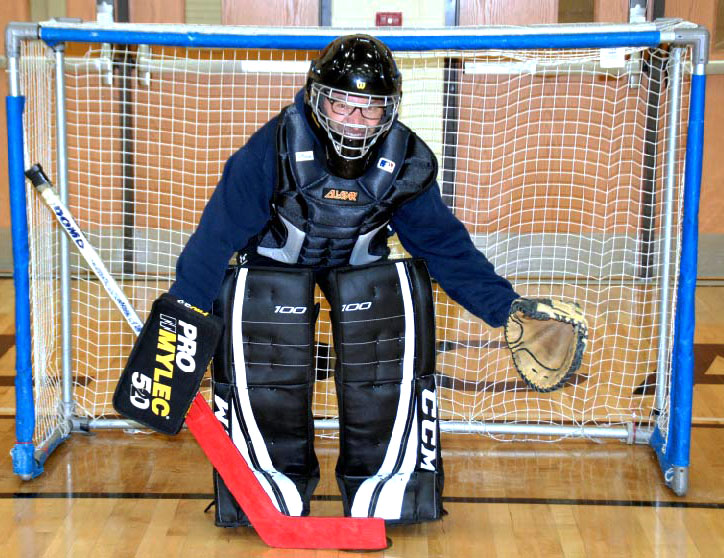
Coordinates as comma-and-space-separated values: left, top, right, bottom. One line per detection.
25, 164, 388, 550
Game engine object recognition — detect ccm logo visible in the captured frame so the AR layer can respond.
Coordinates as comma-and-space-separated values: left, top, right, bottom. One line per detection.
274, 305, 307, 314
420, 388, 438, 471
341, 301, 371, 312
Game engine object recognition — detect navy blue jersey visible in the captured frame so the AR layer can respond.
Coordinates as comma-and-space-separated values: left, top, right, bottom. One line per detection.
169, 90, 518, 327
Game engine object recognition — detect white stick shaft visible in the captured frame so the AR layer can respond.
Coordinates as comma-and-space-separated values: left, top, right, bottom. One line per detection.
35, 185, 144, 335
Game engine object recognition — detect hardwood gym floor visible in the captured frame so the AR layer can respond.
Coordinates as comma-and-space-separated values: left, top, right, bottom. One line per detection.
1, 279, 724, 557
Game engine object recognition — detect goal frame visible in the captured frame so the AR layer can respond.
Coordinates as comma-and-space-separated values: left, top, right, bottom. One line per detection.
5, 20, 708, 497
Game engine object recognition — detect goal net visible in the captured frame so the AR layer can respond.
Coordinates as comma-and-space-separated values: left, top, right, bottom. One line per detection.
8, 21, 706, 494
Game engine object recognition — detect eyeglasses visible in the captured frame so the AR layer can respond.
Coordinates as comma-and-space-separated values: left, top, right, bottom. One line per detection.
328, 99, 385, 120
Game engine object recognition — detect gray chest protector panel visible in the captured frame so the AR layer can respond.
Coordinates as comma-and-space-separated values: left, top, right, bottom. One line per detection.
257, 105, 437, 267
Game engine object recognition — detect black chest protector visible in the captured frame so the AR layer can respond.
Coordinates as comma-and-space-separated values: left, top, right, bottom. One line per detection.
256, 105, 437, 267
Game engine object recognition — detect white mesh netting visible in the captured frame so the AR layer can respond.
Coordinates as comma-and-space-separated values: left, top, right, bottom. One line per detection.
19, 30, 690, 447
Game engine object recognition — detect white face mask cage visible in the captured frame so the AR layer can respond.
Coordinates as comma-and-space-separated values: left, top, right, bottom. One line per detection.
309, 82, 400, 160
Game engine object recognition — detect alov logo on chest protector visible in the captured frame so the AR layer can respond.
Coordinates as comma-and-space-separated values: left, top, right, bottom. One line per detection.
323, 188, 359, 202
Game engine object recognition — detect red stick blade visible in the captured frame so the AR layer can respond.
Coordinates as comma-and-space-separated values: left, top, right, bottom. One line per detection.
185, 394, 388, 550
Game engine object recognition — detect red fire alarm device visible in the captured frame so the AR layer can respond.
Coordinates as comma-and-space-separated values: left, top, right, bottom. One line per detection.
375, 12, 403, 26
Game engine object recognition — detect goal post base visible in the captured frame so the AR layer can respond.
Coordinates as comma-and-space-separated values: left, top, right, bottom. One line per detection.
649, 425, 689, 496
11, 422, 69, 480
11, 443, 43, 480
668, 466, 689, 497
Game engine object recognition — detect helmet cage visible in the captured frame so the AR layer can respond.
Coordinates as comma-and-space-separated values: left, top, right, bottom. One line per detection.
309, 82, 400, 160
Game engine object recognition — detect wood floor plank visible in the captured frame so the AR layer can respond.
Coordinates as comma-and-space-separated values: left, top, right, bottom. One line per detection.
642, 507, 702, 558
685, 508, 724, 558
550, 506, 587, 558
510, 504, 566, 557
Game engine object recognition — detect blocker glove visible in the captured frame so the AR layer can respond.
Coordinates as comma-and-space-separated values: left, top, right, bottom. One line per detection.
113, 294, 223, 434
504, 297, 589, 392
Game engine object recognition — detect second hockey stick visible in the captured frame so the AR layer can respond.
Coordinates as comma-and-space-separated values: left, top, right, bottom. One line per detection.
25, 163, 387, 550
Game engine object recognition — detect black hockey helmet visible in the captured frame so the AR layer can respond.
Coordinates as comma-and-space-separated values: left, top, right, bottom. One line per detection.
306, 34, 402, 167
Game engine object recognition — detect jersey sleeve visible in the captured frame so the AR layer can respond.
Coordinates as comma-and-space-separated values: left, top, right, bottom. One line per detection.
168, 118, 278, 311
391, 183, 519, 328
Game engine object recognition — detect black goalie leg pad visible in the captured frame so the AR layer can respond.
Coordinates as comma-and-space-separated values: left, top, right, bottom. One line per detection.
210, 266, 319, 527
323, 259, 443, 524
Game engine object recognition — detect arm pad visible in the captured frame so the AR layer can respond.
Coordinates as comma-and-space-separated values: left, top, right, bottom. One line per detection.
113, 294, 224, 434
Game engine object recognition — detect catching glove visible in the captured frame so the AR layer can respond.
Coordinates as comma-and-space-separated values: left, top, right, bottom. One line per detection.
504, 297, 588, 392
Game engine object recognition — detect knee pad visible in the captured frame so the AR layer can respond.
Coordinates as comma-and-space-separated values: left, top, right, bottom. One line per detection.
211, 266, 319, 527
324, 258, 443, 523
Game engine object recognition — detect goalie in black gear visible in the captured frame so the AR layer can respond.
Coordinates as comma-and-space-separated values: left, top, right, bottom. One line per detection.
165, 34, 586, 525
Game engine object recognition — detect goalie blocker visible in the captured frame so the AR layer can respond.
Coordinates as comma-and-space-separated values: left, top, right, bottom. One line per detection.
113, 294, 223, 434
